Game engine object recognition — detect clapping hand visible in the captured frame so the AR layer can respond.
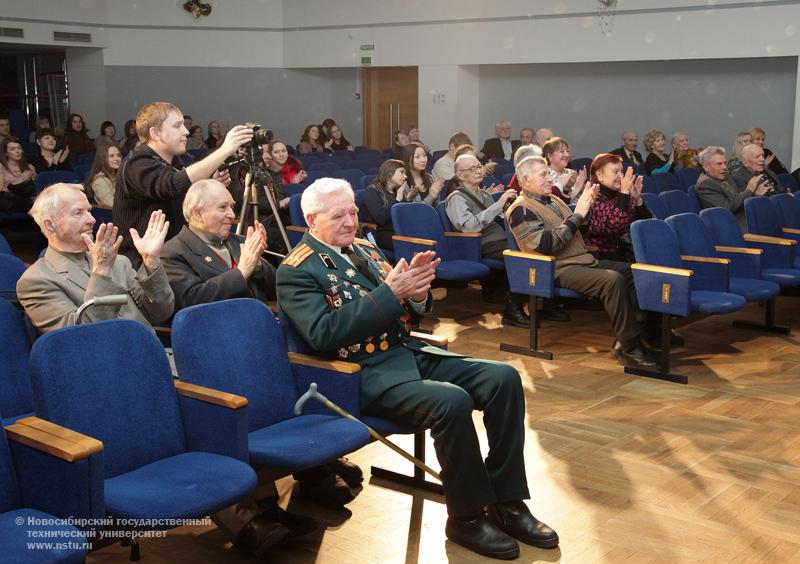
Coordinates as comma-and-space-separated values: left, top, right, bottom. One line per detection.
131, 210, 169, 271
631, 174, 644, 202
574, 182, 599, 217
484, 161, 497, 175
620, 166, 635, 194
238, 223, 268, 279
485, 183, 505, 194
385, 251, 440, 301
83, 223, 123, 278
430, 177, 446, 197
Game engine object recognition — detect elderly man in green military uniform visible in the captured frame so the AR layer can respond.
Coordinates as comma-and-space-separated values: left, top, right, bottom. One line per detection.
277, 178, 558, 560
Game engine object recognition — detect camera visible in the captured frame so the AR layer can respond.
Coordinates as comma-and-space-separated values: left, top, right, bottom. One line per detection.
241, 123, 274, 166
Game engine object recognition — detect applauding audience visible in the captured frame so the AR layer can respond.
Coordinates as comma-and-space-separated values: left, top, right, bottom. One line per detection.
62, 113, 95, 156
749, 127, 789, 175
671, 131, 700, 170
542, 137, 585, 204
298, 124, 327, 154
268, 140, 307, 184
480, 120, 519, 161
400, 142, 445, 205
30, 129, 72, 172
696, 146, 771, 230
644, 130, 675, 175
363, 159, 407, 251
731, 144, 786, 195
0, 136, 36, 212
727, 131, 752, 177
610, 130, 643, 165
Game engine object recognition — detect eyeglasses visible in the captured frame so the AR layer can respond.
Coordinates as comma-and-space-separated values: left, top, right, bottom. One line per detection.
457, 164, 484, 174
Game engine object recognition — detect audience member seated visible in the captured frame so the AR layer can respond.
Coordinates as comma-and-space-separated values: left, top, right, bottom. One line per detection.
534, 128, 554, 147
186, 125, 208, 151
696, 146, 771, 230
87, 144, 122, 206
730, 143, 787, 196
727, 131, 752, 177
609, 130, 643, 165
506, 156, 657, 369
29, 128, 72, 173
94, 120, 120, 150
0, 136, 36, 213
584, 153, 651, 262
183, 115, 193, 130
278, 178, 558, 559
17, 183, 174, 333
363, 159, 406, 251
514, 128, 536, 161
479, 120, 519, 161
445, 153, 528, 327
122, 119, 139, 153
432, 131, 473, 181
268, 139, 307, 184
671, 131, 700, 170
255, 144, 292, 255
388, 129, 411, 160
61, 113, 95, 156
400, 142, 445, 205
28, 114, 51, 142
298, 124, 327, 154
205, 120, 224, 149
407, 125, 430, 154
0, 115, 9, 144
507, 143, 543, 191
162, 178, 276, 310
542, 137, 586, 204
328, 123, 354, 151
644, 129, 675, 175
445, 144, 500, 195
749, 126, 789, 176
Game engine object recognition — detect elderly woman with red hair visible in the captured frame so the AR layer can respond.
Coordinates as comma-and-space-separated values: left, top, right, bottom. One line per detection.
584, 153, 652, 262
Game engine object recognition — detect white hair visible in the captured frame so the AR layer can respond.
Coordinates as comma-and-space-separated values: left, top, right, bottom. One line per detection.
513, 143, 542, 166
29, 183, 84, 229
301, 177, 354, 216
698, 146, 726, 166
182, 178, 226, 222
515, 155, 549, 177
495, 120, 511, 134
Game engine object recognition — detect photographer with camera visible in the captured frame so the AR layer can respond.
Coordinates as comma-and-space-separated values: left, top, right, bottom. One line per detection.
114, 101, 254, 267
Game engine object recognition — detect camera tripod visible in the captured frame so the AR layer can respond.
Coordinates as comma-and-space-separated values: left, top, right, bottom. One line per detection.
235, 164, 292, 257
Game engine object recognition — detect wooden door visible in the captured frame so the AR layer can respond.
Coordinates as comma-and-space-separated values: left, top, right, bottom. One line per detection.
362, 67, 418, 150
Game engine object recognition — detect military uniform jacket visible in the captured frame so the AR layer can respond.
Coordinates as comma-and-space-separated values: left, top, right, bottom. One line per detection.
277, 231, 462, 406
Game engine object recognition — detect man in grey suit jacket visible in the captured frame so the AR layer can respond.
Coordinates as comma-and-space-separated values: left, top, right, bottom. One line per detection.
17, 183, 174, 333
695, 147, 771, 230
161, 179, 276, 311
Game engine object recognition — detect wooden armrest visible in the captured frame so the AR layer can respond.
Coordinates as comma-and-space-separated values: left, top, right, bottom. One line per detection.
743, 233, 797, 246
502, 249, 556, 262
174, 380, 247, 409
444, 232, 481, 238
392, 235, 436, 246
7, 417, 103, 462
154, 326, 172, 337
631, 263, 693, 276
782, 227, 800, 235
410, 331, 448, 347
681, 255, 730, 264
287, 225, 308, 233
287, 352, 361, 374
715, 245, 763, 255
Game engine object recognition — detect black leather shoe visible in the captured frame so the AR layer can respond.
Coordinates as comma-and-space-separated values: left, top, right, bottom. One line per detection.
326, 457, 363, 489
486, 501, 559, 549
445, 515, 519, 560
539, 304, 571, 322
233, 515, 289, 556
260, 504, 317, 538
297, 472, 355, 509
501, 302, 530, 328
612, 343, 658, 369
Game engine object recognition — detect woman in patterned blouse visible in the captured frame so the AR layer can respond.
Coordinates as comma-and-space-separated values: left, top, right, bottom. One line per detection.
584, 153, 652, 262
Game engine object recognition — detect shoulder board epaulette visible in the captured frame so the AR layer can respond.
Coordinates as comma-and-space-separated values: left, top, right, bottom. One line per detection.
283, 244, 314, 267
354, 237, 375, 249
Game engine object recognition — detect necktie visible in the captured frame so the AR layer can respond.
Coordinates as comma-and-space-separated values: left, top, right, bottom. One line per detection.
342, 247, 378, 285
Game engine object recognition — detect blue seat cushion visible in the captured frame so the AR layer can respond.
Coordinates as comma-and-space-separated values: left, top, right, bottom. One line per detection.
0, 508, 87, 563
248, 415, 370, 470
689, 291, 746, 315
729, 278, 779, 302
435, 260, 490, 280
553, 287, 585, 299
104, 452, 256, 522
762, 268, 800, 287
362, 415, 419, 436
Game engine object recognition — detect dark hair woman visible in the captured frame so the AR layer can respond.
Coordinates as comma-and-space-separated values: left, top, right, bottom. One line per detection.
362, 159, 407, 251
62, 113, 95, 156
0, 136, 37, 212
400, 142, 444, 205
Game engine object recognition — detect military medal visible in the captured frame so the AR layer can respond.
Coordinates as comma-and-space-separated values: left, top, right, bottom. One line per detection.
379, 332, 389, 351
204, 256, 213, 263
338, 348, 349, 359
345, 268, 357, 279
327, 274, 338, 282
348, 344, 361, 353
343, 290, 352, 299
365, 338, 375, 354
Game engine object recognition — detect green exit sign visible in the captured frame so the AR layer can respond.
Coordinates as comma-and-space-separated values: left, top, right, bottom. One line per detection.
361, 56, 372, 65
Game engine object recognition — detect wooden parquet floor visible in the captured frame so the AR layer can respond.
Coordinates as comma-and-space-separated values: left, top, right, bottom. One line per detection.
88, 284, 800, 563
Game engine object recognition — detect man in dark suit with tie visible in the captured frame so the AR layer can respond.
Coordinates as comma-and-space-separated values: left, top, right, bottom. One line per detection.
479, 120, 521, 161
277, 178, 558, 560
609, 130, 644, 165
